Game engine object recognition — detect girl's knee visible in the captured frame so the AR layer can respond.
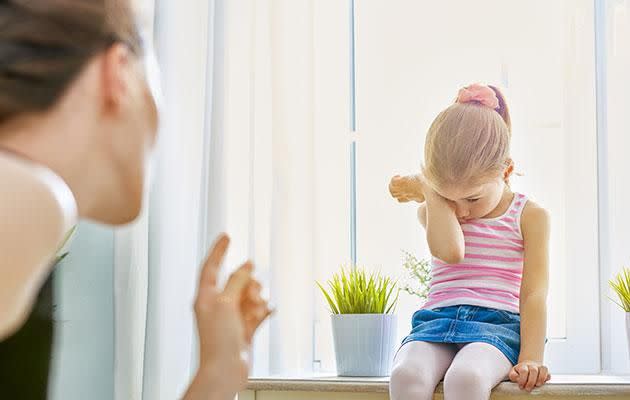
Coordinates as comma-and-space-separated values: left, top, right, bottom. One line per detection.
390, 363, 439, 399
443, 366, 491, 392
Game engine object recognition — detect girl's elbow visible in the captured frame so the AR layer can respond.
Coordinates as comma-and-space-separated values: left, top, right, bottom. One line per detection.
441, 252, 465, 265
431, 247, 464, 265
427, 234, 465, 264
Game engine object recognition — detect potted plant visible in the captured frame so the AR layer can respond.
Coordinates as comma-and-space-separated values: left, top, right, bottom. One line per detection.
608, 266, 630, 362
317, 266, 398, 377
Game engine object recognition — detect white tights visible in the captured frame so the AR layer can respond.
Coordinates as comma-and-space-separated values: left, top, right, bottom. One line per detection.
389, 341, 512, 400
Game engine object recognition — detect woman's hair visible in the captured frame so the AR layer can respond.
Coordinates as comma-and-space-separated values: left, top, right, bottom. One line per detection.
422, 84, 512, 189
0, 0, 142, 124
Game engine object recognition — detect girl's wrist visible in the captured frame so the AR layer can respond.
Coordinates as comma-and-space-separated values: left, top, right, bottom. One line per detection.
410, 174, 426, 202
517, 355, 545, 364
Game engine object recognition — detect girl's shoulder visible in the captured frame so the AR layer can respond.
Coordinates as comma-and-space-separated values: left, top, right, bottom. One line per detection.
520, 198, 551, 239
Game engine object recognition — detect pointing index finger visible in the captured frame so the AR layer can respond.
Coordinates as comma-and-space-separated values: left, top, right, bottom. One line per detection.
199, 234, 230, 288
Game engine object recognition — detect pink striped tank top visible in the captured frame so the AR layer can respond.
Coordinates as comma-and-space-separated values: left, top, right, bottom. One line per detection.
422, 192, 528, 314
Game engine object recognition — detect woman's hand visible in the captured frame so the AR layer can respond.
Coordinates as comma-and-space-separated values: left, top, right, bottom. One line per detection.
389, 174, 425, 203
508, 360, 551, 392
183, 234, 272, 400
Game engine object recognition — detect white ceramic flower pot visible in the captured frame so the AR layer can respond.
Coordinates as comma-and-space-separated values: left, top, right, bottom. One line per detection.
626, 313, 630, 362
331, 313, 397, 377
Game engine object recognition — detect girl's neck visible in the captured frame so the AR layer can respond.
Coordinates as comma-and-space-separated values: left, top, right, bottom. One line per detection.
482, 186, 514, 219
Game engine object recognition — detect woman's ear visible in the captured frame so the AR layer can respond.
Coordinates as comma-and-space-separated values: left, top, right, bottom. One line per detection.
101, 43, 133, 112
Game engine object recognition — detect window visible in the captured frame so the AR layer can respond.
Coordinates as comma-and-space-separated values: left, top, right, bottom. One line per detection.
597, 0, 630, 374
208, 0, 630, 377
346, 0, 599, 374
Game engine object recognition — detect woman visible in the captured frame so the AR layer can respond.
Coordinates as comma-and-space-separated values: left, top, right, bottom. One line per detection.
0, 1, 271, 399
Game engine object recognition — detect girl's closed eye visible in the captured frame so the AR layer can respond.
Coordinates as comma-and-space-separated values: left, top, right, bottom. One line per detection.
467, 198, 481, 203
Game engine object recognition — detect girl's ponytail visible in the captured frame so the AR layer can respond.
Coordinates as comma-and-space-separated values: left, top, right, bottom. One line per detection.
488, 85, 511, 133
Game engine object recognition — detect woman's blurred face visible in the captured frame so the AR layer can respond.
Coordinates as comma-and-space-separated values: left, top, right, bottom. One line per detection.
0, 1, 159, 225
99, 44, 160, 224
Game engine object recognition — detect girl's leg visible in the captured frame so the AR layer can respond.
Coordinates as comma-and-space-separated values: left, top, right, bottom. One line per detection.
443, 342, 513, 400
390, 341, 459, 400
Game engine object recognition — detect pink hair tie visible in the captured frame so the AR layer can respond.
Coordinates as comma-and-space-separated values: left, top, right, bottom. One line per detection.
456, 83, 500, 110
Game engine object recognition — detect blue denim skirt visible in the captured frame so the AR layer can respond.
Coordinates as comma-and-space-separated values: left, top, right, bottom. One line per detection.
400, 304, 527, 365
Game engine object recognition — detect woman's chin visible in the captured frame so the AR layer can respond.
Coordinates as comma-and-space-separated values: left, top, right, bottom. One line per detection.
116, 199, 143, 225
88, 195, 143, 226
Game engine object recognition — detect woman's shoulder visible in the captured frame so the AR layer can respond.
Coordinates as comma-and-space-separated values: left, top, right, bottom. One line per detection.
0, 154, 76, 340
0, 154, 77, 230
0, 154, 77, 267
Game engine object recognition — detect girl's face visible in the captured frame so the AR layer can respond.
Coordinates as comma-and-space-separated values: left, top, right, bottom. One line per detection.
433, 176, 508, 223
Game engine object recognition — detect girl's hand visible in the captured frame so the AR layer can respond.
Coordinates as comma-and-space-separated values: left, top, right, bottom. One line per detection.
184, 234, 272, 400
389, 174, 425, 203
508, 360, 551, 392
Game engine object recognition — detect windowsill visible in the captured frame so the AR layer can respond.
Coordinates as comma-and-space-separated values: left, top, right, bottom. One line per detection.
246, 374, 630, 396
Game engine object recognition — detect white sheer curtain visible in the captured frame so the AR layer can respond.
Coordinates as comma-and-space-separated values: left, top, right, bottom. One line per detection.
142, 0, 212, 398
114, 0, 213, 399
112, 1, 155, 399
113, 215, 149, 400
205, 0, 342, 376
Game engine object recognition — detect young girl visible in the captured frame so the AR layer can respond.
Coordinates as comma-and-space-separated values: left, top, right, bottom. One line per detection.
388, 83, 550, 399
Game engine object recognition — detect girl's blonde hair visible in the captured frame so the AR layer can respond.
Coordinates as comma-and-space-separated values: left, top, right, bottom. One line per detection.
422, 85, 512, 189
